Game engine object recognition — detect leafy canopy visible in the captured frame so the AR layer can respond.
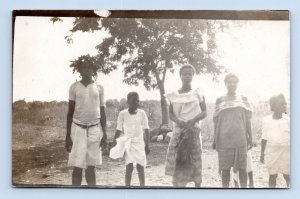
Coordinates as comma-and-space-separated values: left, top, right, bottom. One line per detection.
69, 17, 225, 89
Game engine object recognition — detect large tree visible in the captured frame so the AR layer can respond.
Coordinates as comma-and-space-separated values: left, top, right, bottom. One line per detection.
67, 17, 225, 126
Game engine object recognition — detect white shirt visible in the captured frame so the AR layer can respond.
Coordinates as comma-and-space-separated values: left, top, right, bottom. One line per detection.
69, 82, 104, 125
116, 109, 149, 139
261, 114, 290, 146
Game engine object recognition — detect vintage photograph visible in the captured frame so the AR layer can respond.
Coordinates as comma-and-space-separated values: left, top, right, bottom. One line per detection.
12, 10, 290, 188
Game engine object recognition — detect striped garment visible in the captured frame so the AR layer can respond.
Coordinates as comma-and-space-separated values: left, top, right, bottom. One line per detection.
213, 95, 252, 118
213, 95, 252, 171
173, 127, 202, 185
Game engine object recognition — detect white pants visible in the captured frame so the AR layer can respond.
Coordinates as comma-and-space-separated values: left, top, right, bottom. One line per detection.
68, 122, 103, 168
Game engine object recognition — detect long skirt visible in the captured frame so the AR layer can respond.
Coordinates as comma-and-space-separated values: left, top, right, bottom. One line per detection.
165, 126, 202, 186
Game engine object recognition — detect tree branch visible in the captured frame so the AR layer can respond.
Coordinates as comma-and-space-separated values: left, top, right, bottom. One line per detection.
149, 30, 168, 52
158, 30, 167, 38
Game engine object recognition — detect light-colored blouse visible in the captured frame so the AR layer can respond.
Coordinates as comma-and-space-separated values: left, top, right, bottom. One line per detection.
166, 88, 204, 128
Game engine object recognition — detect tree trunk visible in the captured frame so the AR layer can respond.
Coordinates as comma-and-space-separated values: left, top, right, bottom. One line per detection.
153, 65, 170, 127
158, 80, 169, 125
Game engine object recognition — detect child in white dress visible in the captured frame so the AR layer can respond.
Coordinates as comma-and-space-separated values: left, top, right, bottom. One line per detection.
111, 92, 150, 186
260, 94, 290, 188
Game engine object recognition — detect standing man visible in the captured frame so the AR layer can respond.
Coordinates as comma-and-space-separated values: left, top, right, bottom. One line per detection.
65, 57, 107, 186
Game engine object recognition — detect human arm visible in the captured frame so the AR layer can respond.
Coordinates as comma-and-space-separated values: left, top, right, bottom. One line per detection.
246, 111, 253, 150
212, 117, 217, 150
113, 111, 124, 146
169, 104, 186, 128
66, 100, 75, 152
98, 85, 107, 147
186, 97, 207, 128
144, 129, 150, 154
260, 139, 267, 163
141, 110, 150, 154
100, 106, 107, 147
260, 117, 267, 163
113, 130, 122, 146
212, 98, 220, 150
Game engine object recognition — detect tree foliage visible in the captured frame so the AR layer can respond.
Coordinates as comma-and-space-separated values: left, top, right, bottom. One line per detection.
66, 17, 225, 125
69, 18, 224, 88
70, 54, 98, 77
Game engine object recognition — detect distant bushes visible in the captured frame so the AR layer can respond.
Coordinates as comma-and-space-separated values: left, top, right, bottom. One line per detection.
13, 99, 271, 144
13, 99, 162, 134
13, 100, 68, 126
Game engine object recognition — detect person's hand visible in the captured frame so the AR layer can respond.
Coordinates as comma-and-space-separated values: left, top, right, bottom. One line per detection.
247, 138, 253, 150
260, 154, 264, 164
212, 140, 216, 150
100, 133, 107, 148
145, 145, 150, 155
176, 119, 186, 128
65, 136, 73, 153
186, 118, 196, 128
112, 139, 117, 147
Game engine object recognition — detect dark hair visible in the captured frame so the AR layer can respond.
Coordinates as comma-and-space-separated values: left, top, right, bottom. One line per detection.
70, 55, 98, 77
127, 92, 139, 101
224, 73, 239, 83
269, 94, 286, 112
179, 64, 195, 76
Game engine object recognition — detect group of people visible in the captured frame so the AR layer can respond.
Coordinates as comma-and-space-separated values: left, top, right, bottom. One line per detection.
65, 61, 290, 188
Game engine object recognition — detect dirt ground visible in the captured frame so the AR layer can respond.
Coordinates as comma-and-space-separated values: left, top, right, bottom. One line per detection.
12, 123, 288, 188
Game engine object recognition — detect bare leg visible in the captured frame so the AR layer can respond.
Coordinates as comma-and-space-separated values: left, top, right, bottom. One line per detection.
172, 180, 186, 187
233, 179, 239, 188
72, 167, 83, 185
125, 163, 134, 186
222, 170, 230, 188
239, 169, 247, 188
269, 174, 278, 188
248, 171, 254, 188
136, 164, 145, 187
232, 170, 239, 188
283, 174, 290, 187
172, 180, 178, 187
85, 166, 96, 185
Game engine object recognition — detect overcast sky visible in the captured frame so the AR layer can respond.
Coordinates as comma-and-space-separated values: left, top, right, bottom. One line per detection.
13, 16, 290, 103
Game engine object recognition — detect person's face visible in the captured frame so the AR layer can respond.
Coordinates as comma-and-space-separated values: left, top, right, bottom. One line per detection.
273, 97, 287, 114
225, 77, 238, 94
180, 67, 194, 84
128, 95, 139, 110
79, 66, 93, 78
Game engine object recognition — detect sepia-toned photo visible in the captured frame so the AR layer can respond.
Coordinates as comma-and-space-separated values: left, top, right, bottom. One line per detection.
12, 10, 290, 188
